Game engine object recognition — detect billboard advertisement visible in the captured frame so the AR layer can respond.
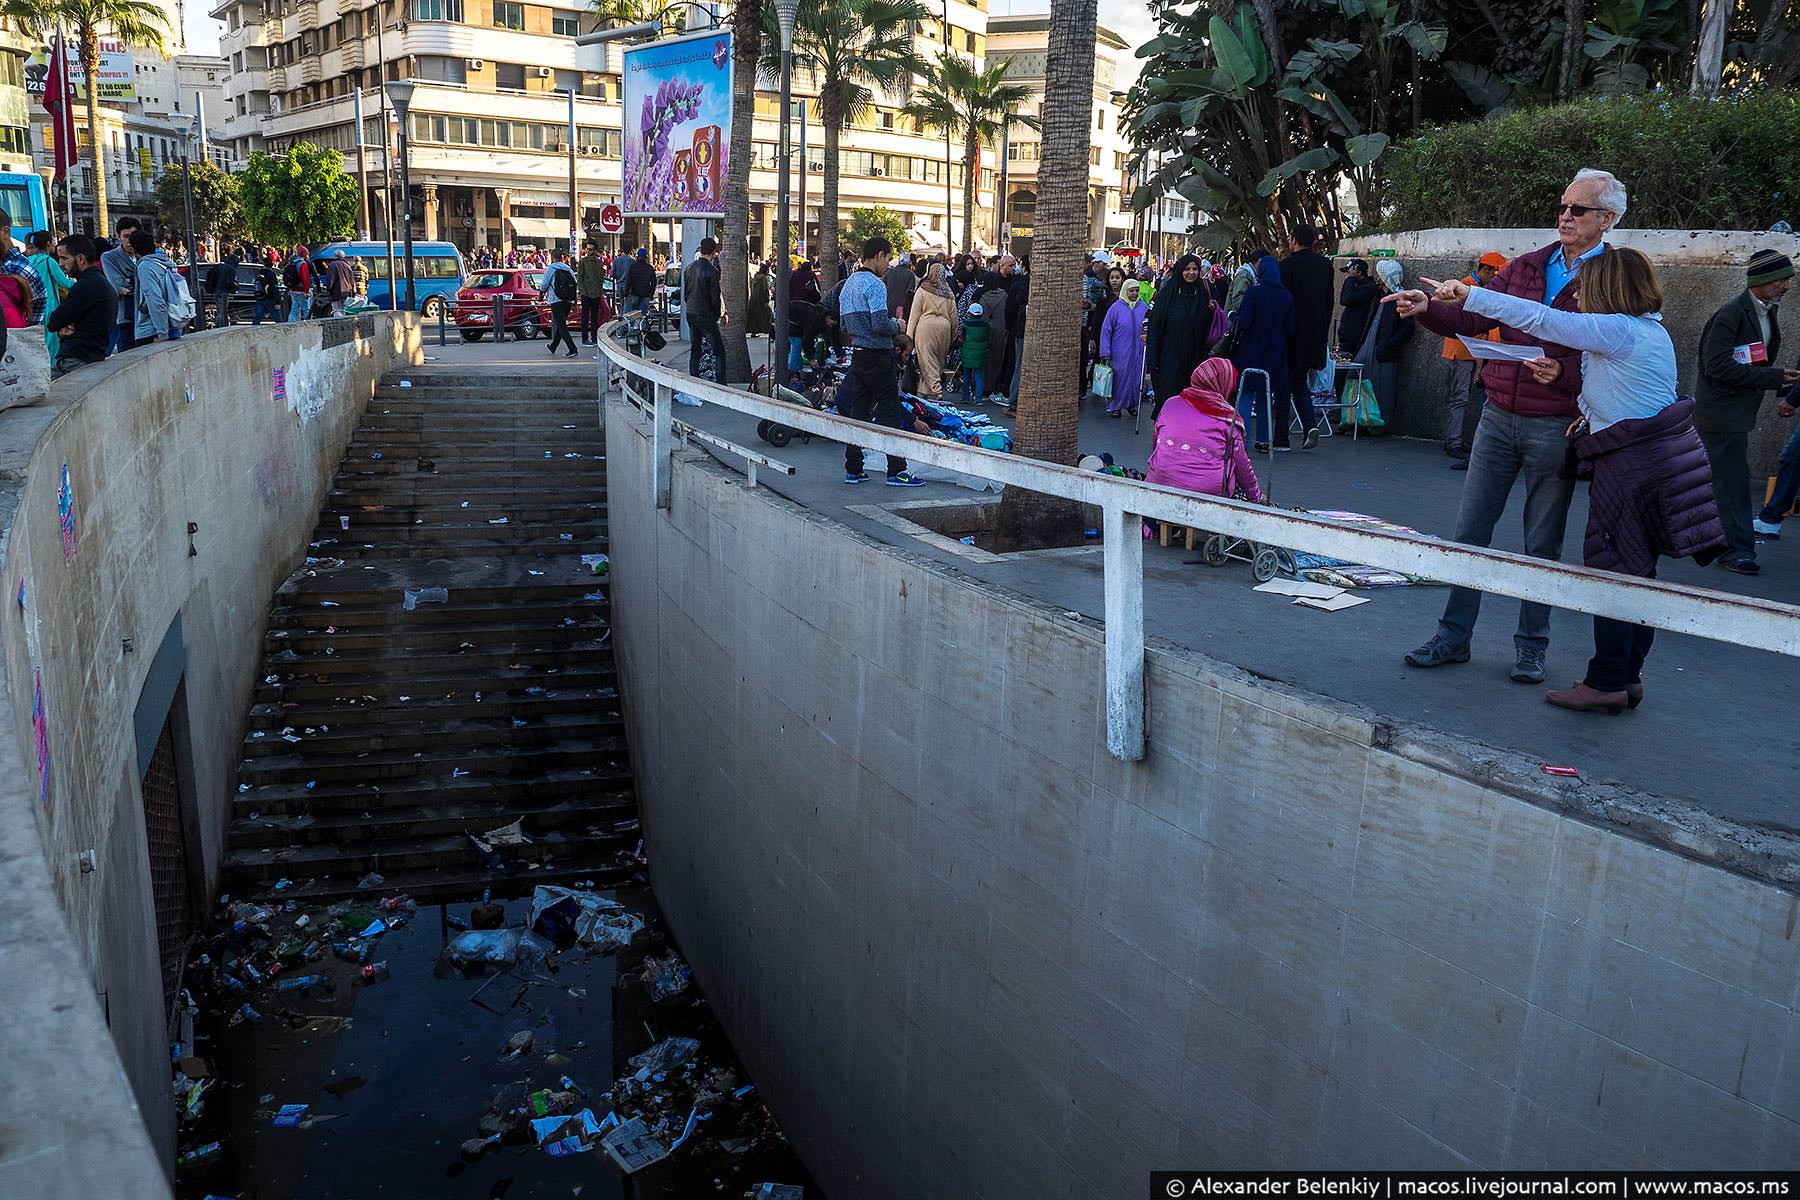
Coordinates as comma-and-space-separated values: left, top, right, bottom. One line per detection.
26, 40, 137, 102
621, 30, 732, 218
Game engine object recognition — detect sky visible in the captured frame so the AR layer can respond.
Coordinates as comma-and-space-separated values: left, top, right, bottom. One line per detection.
180, 0, 1158, 81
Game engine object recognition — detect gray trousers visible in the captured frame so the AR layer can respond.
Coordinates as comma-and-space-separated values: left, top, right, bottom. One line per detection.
1698, 429, 1754, 564
1436, 406, 1577, 653
1445, 358, 1478, 452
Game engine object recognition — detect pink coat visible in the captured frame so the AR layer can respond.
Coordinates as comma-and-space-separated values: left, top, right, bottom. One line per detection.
1146, 360, 1266, 503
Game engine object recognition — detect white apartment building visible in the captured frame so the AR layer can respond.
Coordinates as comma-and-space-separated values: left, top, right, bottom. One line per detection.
986, 13, 1196, 258
206, 0, 1002, 256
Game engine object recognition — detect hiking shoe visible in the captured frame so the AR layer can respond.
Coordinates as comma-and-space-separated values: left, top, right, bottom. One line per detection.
1753, 518, 1782, 538
1303, 426, 1320, 450
1403, 637, 1471, 668
886, 472, 927, 487
1511, 647, 1546, 684
844, 471, 869, 484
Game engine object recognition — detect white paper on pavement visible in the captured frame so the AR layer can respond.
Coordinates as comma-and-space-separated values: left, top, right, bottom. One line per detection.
1293, 593, 1371, 612
1253, 579, 1343, 600
1457, 336, 1545, 363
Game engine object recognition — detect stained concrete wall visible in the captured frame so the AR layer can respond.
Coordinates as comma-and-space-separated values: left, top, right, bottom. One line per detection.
0, 316, 420, 1200
1334, 229, 1798, 474
606, 396, 1800, 1195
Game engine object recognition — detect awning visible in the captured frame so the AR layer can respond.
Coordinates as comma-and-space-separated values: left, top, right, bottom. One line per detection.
506, 216, 571, 241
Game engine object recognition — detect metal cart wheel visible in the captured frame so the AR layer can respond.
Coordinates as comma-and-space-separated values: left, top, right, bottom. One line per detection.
765, 425, 793, 448
755, 420, 773, 442
1252, 548, 1281, 582
1202, 534, 1228, 566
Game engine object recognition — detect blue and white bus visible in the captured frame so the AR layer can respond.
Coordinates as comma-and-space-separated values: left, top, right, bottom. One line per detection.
310, 240, 466, 319
0, 170, 51, 238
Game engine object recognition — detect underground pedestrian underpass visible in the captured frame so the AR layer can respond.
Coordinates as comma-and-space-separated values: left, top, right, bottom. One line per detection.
3, 314, 1798, 1200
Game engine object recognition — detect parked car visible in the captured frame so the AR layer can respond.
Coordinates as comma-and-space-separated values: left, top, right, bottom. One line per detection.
178, 262, 264, 324
309, 240, 465, 319
452, 270, 550, 341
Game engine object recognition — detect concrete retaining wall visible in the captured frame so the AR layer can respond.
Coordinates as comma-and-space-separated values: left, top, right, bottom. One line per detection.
0, 316, 420, 1200
606, 396, 1800, 1195
1334, 230, 1797, 474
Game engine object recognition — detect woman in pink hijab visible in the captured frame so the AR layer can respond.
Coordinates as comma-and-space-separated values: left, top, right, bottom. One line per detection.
1146, 358, 1267, 503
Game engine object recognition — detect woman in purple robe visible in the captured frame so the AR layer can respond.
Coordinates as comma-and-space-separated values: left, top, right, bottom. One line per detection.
1099, 279, 1148, 418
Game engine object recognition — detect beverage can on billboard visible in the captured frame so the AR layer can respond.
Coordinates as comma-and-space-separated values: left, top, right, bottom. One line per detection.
620, 31, 732, 218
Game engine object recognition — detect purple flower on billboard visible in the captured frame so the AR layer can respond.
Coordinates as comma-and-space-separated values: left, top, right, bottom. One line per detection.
625, 78, 704, 213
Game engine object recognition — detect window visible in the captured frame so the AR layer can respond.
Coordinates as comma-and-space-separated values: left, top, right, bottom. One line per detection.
492, 1, 523, 29
495, 62, 526, 89
553, 68, 579, 92
552, 13, 577, 35
1088, 145, 1101, 165
413, 0, 462, 17
1096, 109, 1105, 131
415, 55, 466, 83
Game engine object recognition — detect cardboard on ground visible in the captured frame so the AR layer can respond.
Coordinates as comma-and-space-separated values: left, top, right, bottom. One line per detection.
1293, 593, 1370, 612
1253, 578, 1343, 599
1457, 336, 1544, 363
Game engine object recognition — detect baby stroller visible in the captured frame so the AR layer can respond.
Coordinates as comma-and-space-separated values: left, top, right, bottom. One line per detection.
1195, 366, 1281, 582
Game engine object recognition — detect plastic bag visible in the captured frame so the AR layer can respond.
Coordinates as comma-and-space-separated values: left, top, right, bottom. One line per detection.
443, 927, 552, 969
1339, 377, 1384, 429
529, 886, 643, 951
643, 953, 692, 1003
627, 1036, 700, 1080
1091, 361, 1114, 399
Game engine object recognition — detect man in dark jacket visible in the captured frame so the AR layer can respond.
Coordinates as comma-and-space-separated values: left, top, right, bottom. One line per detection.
1695, 248, 1798, 575
1279, 224, 1334, 449
1336, 258, 1376, 356
680, 237, 727, 379
1398, 168, 1624, 685
44, 234, 117, 377
623, 247, 656, 316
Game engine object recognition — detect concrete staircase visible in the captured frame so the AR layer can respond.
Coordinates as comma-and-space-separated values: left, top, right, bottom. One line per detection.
224, 365, 640, 902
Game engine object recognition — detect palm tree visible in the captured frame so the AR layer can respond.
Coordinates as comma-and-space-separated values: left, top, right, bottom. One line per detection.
772, 0, 925, 281
717, 0, 762, 383
903, 54, 1036, 255
6, 0, 171, 234
992, 0, 1093, 549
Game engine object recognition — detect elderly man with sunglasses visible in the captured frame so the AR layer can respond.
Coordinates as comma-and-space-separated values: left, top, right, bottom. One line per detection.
1396, 168, 1624, 685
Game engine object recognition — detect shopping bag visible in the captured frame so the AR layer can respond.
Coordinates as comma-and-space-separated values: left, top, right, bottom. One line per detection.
1091, 361, 1114, 399
1339, 377, 1385, 429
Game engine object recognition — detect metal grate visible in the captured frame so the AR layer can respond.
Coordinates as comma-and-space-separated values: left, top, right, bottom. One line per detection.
142, 723, 191, 1008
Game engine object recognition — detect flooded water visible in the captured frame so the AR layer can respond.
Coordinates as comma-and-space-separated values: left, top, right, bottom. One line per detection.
175, 888, 816, 1199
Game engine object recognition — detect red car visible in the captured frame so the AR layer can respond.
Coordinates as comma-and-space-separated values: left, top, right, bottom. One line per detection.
452, 269, 551, 341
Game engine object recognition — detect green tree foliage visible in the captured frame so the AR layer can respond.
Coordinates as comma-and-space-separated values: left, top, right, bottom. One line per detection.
1124, 0, 1800, 250
902, 55, 1037, 253
846, 205, 910, 253
153, 160, 247, 244
1383, 92, 1800, 231
237, 145, 361, 247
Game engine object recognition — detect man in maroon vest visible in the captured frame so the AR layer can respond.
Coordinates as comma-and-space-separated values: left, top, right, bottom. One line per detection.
1395, 168, 1625, 685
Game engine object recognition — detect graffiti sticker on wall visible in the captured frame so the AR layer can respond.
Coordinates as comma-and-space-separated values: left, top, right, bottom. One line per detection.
272, 366, 287, 405
56, 463, 76, 565
32, 669, 50, 807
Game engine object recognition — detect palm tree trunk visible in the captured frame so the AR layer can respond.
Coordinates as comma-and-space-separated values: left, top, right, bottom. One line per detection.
961, 128, 978, 254
1559, 0, 1584, 100
819, 89, 842, 283
994, 0, 1093, 549
718, 0, 761, 384
83, 29, 107, 235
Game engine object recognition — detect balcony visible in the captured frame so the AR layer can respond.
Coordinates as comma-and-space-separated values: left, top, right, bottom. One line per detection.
296, 1, 319, 31
223, 68, 270, 98
299, 58, 321, 84
268, 65, 288, 91
339, 40, 363, 70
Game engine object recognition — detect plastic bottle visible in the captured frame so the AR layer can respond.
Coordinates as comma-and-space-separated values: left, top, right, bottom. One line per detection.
178, 1141, 222, 1166
218, 974, 247, 993
275, 973, 329, 993
233, 1003, 263, 1025
359, 961, 389, 982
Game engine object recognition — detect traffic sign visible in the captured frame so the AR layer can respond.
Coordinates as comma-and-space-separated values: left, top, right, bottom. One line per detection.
600, 204, 623, 234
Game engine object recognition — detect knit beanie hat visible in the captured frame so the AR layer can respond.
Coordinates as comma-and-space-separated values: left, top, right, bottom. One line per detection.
1746, 248, 1795, 287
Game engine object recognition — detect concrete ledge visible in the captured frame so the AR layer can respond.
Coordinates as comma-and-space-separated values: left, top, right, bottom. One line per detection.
607, 394, 1800, 1191
0, 315, 420, 1199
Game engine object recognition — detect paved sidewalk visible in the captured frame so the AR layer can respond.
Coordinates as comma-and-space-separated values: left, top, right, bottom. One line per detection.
437, 333, 1800, 833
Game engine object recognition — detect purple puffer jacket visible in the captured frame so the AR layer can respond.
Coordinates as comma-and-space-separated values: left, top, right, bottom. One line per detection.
1572, 396, 1726, 576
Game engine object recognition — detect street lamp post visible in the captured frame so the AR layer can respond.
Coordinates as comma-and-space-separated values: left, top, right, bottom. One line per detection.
773, 0, 799, 388
179, 115, 200, 318
385, 79, 417, 312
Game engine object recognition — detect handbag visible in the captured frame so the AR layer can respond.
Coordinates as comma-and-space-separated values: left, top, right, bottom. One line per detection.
1211, 324, 1243, 360
1339, 377, 1385, 429
1091, 360, 1115, 399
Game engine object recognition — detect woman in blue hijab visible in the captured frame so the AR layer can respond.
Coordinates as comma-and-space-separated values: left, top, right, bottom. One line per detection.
1229, 254, 1295, 450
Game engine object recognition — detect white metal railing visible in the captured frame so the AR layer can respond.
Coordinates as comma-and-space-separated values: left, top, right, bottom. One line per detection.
596, 329, 1800, 763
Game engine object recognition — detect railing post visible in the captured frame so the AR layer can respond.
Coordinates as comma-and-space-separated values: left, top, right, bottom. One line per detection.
1102, 501, 1146, 762
651, 378, 672, 510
